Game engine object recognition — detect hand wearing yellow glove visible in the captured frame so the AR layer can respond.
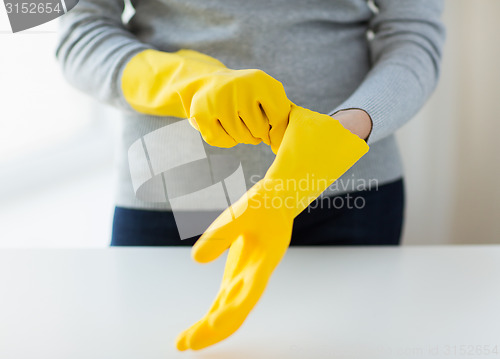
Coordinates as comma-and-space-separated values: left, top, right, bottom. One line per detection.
176, 104, 370, 351
121, 49, 291, 153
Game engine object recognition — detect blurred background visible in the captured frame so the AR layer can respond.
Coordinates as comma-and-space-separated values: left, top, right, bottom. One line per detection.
0, 0, 498, 247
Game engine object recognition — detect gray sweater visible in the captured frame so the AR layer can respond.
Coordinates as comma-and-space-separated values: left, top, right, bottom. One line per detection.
56, 0, 445, 210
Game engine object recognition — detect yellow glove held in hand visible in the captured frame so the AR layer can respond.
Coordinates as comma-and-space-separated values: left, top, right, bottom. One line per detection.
121, 49, 291, 153
176, 104, 370, 351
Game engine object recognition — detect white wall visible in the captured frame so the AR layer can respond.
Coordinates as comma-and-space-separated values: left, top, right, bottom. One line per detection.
398, 0, 500, 244
0, 11, 116, 247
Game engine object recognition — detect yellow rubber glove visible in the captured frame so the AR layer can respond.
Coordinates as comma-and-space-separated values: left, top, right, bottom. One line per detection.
176, 104, 370, 351
121, 49, 291, 153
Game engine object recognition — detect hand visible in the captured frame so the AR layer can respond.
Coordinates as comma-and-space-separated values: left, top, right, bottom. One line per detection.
122, 49, 291, 153
187, 67, 291, 153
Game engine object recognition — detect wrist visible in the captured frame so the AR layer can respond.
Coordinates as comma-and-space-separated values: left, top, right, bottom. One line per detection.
331, 108, 372, 141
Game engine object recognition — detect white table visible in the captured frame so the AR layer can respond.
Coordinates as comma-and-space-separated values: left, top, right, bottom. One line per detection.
1, 246, 499, 359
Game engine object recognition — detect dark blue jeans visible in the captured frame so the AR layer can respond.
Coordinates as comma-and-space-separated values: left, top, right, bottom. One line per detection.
111, 178, 405, 246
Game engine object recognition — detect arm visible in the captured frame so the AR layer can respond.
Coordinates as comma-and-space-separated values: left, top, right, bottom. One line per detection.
56, 1, 290, 151
55, 0, 152, 110
331, 0, 446, 144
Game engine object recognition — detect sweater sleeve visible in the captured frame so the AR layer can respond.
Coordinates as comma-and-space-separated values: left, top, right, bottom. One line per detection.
55, 0, 152, 111
330, 0, 446, 145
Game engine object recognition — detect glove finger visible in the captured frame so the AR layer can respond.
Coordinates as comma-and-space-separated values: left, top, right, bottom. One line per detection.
212, 244, 273, 329
175, 327, 190, 351
192, 115, 238, 148
263, 101, 290, 154
238, 101, 271, 146
191, 208, 237, 263
180, 240, 258, 350
218, 113, 261, 145
175, 317, 210, 351
238, 101, 271, 145
176, 314, 235, 351
190, 90, 238, 148
259, 97, 291, 154
193, 244, 272, 350
193, 184, 252, 263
